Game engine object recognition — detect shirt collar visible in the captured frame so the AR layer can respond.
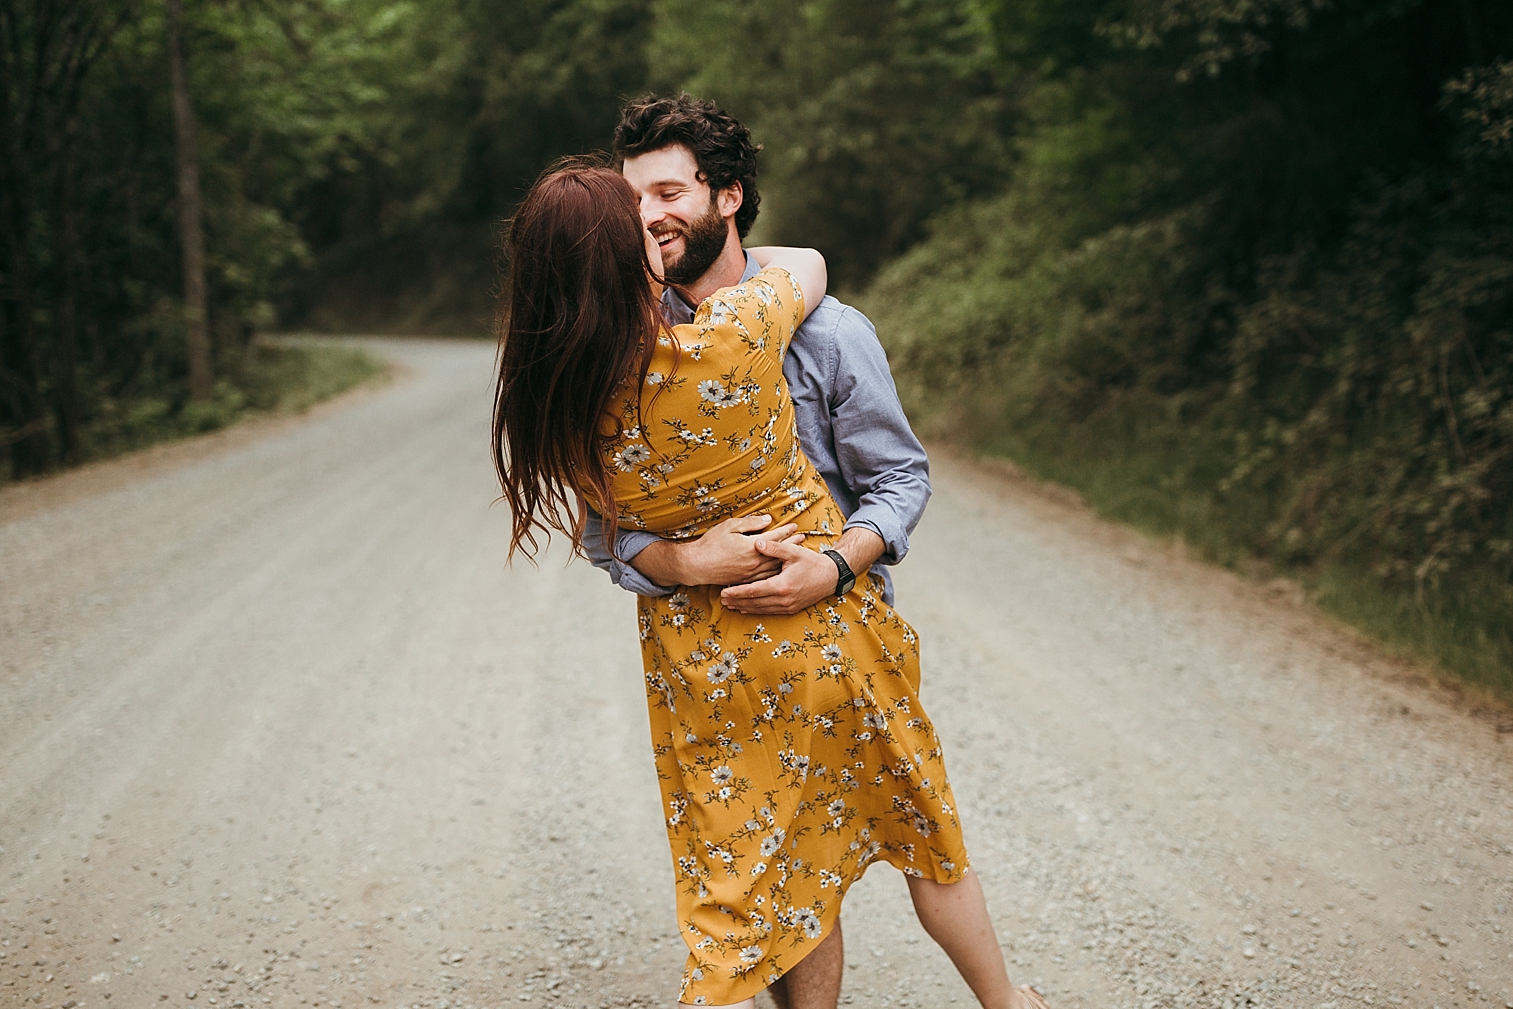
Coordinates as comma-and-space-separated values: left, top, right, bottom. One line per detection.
739, 249, 761, 283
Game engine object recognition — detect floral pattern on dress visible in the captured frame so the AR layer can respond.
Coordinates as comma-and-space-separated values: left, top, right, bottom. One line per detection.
598, 268, 968, 1006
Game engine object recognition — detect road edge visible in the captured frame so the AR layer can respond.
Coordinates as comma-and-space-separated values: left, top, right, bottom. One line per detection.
0, 345, 409, 527
935, 442, 1513, 731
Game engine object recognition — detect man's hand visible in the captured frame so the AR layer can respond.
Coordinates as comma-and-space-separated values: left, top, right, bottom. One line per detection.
630, 514, 804, 588
720, 527, 885, 616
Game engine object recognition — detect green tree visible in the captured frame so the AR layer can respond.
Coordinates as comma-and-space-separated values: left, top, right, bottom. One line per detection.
864, 0, 1513, 688
292, 0, 653, 331
2, 0, 427, 474
166, 0, 213, 401
1, 0, 134, 471
648, 0, 1018, 287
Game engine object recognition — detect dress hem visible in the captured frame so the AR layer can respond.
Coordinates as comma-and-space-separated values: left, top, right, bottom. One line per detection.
679, 851, 969, 1006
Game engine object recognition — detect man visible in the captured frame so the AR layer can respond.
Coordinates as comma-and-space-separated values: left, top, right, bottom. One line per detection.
581, 93, 932, 1009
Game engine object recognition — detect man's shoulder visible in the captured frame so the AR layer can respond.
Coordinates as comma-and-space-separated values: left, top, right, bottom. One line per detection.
795, 295, 878, 344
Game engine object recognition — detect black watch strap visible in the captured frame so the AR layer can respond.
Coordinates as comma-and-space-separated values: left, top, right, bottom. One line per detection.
822, 549, 857, 597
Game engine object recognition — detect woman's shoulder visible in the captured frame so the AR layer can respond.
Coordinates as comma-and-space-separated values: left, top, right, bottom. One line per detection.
700, 267, 796, 314
696, 267, 801, 340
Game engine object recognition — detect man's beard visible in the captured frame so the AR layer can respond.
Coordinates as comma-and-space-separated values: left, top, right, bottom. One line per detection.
654, 198, 729, 287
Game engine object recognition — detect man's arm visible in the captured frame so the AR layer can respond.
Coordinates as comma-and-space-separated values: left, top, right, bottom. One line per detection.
631, 516, 803, 587
827, 306, 930, 565
581, 504, 674, 596
582, 503, 803, 594
719, 526, 884, 615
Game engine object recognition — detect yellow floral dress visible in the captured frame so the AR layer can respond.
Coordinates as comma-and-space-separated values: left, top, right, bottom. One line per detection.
598, 267, 969, 1005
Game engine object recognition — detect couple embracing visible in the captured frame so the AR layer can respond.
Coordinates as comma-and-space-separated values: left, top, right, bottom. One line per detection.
492, 94, 1048, 1009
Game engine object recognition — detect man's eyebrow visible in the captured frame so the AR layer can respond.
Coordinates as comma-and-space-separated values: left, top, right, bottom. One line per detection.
648, 178, 691, 189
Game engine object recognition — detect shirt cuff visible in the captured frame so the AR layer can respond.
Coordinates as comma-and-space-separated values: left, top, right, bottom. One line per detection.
608, 531, 674, 596
843, 508, 909, 566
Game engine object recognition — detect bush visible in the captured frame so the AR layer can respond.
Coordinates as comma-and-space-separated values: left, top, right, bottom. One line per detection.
3, 343, 385, 481
863, 45, 1513, 696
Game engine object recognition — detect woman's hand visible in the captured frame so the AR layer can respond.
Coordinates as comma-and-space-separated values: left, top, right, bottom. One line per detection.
747, 246, 826, 322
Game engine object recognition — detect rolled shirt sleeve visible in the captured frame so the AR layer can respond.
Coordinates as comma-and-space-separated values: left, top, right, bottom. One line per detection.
826, 307, 931, 565
580, 503, 674, 597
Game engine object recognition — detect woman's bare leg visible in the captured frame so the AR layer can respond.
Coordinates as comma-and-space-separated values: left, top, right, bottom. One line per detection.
906, 868, 1025, 1009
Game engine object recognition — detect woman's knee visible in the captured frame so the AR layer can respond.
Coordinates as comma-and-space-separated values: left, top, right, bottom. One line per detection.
907, 866, 976, 897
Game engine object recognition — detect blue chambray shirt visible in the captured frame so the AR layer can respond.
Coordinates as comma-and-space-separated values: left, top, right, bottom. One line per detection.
582, 252, 930, 604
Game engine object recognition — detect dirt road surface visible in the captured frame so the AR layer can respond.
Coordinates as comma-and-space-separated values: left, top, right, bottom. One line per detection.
3, 338, 1510, 1009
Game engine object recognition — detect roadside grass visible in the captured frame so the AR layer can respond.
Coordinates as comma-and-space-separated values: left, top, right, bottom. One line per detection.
6, 341, 386, 483
233, 339, 389, 415
953, 412, 1513, 705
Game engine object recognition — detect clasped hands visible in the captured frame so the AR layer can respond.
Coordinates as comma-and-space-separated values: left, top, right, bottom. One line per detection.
634, 515, 881, 616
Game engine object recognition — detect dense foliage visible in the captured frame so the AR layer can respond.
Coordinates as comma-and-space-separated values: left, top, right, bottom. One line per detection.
4, 0, 393, 475
1, 0, 650, 478
646, 0, 1018, 286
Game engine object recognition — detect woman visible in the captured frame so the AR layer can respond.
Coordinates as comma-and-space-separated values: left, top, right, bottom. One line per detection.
492, 160, 1048, 1009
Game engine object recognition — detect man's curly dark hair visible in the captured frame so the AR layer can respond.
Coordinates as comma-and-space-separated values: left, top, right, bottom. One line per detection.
613, 93, 762, 239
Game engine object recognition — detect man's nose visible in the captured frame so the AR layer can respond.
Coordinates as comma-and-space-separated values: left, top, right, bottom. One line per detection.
640, 197, 664, 228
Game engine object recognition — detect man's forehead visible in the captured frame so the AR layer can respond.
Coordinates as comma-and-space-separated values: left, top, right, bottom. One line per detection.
622, 144, 702, 189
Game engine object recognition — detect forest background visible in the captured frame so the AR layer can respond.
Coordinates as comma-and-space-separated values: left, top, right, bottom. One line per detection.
3, 0, 1510, 694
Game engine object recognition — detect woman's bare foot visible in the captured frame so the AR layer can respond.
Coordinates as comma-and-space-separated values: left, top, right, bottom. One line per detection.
1010, 984, 1050, 1009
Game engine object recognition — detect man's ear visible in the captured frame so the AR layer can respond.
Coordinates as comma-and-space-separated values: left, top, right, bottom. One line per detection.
717, 182, 743, 221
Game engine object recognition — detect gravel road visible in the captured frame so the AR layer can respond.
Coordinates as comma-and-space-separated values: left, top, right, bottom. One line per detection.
2, 338, 1510, 1009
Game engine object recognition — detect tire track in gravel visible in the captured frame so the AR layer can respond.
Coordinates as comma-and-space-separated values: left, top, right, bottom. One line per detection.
1, 338, 1509, 1009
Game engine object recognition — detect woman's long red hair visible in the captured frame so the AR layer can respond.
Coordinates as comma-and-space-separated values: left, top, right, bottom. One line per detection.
492, 158, 664, 560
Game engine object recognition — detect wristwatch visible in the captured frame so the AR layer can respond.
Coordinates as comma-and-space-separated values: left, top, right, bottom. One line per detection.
822, 549, 857, 598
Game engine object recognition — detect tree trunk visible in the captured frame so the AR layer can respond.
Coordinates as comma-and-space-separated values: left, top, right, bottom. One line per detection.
52, 113, 84, 463
166, 0, 213, 402
1, 247, 53, 476
1458, 0, 1484, 66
